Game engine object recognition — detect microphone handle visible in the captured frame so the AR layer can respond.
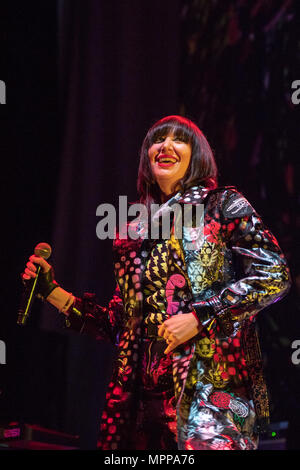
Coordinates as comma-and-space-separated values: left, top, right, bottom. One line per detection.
17, 264, 41, 326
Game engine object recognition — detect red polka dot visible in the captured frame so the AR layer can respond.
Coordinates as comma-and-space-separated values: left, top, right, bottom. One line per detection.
228, 367, 236, 376
213, 353, 220, 362
109, 425, 116, 434
228, 354, 235, 362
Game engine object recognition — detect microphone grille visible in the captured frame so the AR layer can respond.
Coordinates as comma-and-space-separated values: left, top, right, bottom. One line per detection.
34, 242, 52, 260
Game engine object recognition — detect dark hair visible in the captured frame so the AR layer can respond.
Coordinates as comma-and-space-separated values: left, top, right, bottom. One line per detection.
137, 115, 218, 208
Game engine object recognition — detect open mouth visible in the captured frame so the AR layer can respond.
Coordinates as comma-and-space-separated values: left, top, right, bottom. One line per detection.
155, 154, 179, 166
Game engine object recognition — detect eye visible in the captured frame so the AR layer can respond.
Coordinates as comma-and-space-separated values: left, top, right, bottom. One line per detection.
153, 136, 165, 144
173, 135, 187, 143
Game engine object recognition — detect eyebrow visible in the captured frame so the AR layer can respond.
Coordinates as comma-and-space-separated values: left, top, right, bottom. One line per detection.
151, 131, 189, 142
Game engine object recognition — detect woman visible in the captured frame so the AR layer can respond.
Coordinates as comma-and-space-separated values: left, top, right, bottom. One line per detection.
22, 115, 291, 450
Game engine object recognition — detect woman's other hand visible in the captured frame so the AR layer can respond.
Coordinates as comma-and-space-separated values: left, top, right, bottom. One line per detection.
158, 312, 202, 354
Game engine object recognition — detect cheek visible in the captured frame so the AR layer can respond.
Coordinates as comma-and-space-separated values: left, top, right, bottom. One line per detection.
148, 145, 157, 161
181, 150, 192, 170
184, 154, 191, 166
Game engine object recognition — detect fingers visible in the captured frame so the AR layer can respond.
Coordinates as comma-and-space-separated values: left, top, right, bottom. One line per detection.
157, 323, 166, 337
22, 254, 51, 281
29, 255, 51, 272
158, 320, 172, 342
158, 319, 179, 338
23, 267, 36, 280
164, 344, 173, 355
164, 334, 178, 355
158, 313, 200, 355
158, 321, 178, 354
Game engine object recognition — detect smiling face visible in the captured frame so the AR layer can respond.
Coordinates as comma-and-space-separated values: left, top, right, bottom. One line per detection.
137, 115, 218, 208
148, 132, 192, 197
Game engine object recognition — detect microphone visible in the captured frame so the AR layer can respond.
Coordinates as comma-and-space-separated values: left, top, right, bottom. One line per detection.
17, 242, 52, 326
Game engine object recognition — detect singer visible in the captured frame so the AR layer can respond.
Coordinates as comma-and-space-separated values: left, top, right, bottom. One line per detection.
22, 115, 291, 450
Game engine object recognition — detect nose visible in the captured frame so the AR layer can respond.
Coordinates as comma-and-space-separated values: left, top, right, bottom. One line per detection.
160, 136, 173, 153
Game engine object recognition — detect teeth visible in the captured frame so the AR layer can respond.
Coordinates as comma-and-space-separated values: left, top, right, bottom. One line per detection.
157, 156, 177, 163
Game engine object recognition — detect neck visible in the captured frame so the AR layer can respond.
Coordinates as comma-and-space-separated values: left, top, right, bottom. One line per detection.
159, 184, 180, 203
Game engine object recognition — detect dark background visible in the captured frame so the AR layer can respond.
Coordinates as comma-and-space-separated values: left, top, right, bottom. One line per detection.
0, 0, 299, 449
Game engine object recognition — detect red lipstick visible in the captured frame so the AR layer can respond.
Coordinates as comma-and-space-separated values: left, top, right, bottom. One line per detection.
155, 154, 178, 167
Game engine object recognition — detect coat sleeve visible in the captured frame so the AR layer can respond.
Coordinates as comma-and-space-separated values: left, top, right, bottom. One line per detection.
63, 284, 124, 344
192, 189, 291, 336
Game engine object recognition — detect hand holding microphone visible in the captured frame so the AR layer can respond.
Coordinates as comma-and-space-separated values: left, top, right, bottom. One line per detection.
18, 242, 59, 326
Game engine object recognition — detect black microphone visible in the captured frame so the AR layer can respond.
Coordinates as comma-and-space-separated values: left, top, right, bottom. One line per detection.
17, 242, 52, 326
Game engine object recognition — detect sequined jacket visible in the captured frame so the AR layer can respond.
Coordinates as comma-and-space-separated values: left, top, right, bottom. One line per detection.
65, 185, 291, 449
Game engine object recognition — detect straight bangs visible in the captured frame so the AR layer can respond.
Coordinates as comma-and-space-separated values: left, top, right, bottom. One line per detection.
146, 117, 195, 147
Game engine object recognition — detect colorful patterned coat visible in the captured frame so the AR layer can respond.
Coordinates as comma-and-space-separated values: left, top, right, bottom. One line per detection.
65, 185, 291, 449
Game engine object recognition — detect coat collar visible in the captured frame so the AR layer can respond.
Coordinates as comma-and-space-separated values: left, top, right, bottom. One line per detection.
177, 185, 210, 204
132, 185, 210, 238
